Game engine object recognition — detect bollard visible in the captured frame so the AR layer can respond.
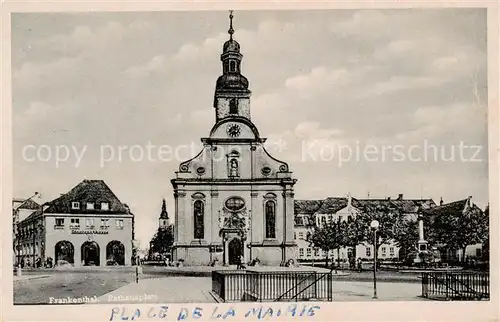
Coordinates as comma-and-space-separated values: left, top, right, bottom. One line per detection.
135, 265, 142, 283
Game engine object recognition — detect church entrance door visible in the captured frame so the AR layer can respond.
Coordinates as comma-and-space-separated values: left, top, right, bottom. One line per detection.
228, 238, 242, 265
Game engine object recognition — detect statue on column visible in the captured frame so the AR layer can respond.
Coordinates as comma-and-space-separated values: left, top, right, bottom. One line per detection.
229, 158, 239, 177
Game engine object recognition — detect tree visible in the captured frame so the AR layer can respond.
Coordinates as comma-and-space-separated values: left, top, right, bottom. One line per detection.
355, 203, 400, 257
429, 204, 488, 263
307, 218, 343, 268
150, 224, 174, 255
341, 216, 366, 261
481, 205, 490, 262
392, 216, 419, 261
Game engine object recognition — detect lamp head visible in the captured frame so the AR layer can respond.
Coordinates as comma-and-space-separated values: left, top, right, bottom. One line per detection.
370, 220, 380, 229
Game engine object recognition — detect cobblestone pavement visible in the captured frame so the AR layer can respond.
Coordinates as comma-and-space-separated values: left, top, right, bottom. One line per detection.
96, 276, 425, 304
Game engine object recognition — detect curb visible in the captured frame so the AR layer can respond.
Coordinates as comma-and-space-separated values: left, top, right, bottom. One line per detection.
14, 275, 50, 282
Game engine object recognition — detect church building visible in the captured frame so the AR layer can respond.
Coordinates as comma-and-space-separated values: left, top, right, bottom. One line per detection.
171, 12, 297, 266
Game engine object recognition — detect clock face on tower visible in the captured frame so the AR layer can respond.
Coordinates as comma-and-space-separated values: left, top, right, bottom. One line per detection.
227, 124, 241, 137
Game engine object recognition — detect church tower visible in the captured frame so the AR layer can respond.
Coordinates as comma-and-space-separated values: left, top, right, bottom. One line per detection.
213, 11, 252, 121
172, 11, 297, 266
159, 198, 170, 229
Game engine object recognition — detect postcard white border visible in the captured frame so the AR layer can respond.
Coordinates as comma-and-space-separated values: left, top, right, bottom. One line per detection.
1, 1, 498, 321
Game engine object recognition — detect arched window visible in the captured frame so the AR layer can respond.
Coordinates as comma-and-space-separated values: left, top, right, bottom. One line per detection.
193, 200, 204, 239
230, 60, 236, 72
265, 200, 276, 239
229, 98, 238, 114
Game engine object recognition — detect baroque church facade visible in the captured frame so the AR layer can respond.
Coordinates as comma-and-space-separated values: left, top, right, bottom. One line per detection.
172, 13, 297, 266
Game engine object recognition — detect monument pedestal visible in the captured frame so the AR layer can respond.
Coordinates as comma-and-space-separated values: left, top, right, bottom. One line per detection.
418, 240, 428, 252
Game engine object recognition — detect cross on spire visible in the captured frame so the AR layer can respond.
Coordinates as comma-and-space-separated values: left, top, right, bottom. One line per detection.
228, 10, 234, 40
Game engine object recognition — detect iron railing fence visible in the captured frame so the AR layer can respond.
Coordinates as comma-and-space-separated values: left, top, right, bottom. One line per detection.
421, 271, 489, 300
211, 270, 333, 302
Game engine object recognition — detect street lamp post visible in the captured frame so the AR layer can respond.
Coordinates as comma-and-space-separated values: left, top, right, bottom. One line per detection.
370, 220, 379, 300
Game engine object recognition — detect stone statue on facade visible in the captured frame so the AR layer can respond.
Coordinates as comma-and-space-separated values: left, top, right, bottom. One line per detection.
229, 158, 239, 177
218, 211, 225, 229
244, 212, 251, 231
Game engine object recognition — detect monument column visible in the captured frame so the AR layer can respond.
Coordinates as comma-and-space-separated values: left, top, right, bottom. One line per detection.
223, 235, 229, 266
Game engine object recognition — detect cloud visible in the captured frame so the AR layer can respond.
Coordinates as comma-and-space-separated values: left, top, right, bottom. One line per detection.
23, 101, 54, 118
12, 10, 488, 246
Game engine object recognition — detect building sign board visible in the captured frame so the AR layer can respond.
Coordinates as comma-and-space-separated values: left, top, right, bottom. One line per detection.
71, 230, 109, 235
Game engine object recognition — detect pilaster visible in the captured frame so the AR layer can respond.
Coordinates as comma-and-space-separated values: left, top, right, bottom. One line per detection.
250, 191, 259, 244
211, 190, 219, 243
175, 191, 187, 243
100, 244, 106, 267
283, 189, 295, 244
74, 244, 81, 267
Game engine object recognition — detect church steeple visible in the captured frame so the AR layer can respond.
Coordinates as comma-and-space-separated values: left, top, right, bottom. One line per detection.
159, 198, 170, 228
214, 10, 252, 121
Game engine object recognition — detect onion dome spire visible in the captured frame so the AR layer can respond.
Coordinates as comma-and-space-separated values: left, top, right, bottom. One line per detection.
215, 10, 250, 94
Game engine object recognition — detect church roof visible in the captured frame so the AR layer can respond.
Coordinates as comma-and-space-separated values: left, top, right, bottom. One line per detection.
223, 39, 240, 53
44, 179, 129, 214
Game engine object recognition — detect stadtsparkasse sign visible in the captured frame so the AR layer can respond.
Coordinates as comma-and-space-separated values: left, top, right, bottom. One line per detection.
71, 230, 109, 234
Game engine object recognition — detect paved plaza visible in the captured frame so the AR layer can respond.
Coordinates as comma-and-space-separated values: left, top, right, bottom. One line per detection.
96, 276, 425, 304
13, 267, 426, 304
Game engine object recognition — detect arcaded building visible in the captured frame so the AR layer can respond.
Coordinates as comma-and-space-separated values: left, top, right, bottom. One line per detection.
17, 179, 135, 267
172, 14, 297, 266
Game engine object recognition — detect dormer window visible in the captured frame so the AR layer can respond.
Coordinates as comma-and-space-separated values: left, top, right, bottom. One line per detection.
86, 202, 94, 210
101, 202, 109, 211
71, 202, 80, 210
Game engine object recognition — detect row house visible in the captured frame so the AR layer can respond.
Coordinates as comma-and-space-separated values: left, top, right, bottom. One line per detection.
294, 194, 436, 263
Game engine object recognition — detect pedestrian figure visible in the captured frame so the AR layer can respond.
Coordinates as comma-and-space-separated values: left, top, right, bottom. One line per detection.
357, 258, 362, 272
237, 255, 245, 269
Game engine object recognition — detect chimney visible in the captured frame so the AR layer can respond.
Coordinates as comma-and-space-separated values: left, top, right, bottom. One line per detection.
387, 197, 391, 201
397, 194, 403, 200
440, 197, 443, 206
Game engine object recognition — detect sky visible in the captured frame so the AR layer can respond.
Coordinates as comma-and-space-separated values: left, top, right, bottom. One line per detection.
12, 9, 489, 248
